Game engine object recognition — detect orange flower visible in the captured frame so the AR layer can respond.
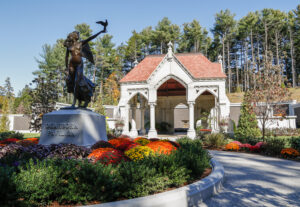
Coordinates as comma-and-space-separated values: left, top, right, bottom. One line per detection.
225, 143, 240, 151
108, 138, 135, 151
281, 148, 300, 157
24, 138, 39, 144
146, 141, 177, 155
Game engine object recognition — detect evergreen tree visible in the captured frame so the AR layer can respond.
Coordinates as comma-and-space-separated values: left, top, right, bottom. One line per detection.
0, 97, 9, 132
30, 74, 58, 132
235, 92, 261, 140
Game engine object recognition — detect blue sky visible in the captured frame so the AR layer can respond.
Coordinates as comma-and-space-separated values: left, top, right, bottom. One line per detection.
0, 0, 299, 95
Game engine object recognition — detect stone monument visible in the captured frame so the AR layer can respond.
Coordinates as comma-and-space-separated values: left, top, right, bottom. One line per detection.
39, 20, 109, 147
39, 109, 107, 146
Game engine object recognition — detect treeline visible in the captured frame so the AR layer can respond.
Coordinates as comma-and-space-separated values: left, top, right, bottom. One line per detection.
2, 5, 300, 114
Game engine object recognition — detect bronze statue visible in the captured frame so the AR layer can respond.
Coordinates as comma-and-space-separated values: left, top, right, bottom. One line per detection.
64, 20, 108, 108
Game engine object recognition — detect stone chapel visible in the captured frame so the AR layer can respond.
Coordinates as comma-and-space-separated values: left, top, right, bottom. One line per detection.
117, 42, 230, 139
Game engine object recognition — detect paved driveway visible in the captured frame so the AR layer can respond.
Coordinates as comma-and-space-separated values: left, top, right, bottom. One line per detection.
201, 150, 300, 207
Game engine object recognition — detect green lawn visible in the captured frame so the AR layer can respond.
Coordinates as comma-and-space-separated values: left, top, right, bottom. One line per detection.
23, 133, 40, 138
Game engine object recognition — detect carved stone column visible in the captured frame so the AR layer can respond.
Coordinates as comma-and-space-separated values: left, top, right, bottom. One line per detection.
130, 105, 138, 138
148, 102, 157, 138
140, 106, 146, 135
121, 104, 130, 135
187, 101, 196, 139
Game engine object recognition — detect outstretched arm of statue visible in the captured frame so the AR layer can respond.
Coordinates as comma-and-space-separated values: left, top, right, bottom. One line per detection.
81, 20, 108, 45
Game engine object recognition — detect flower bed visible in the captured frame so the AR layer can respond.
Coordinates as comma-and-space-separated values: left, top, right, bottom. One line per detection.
0, 137, 210, 206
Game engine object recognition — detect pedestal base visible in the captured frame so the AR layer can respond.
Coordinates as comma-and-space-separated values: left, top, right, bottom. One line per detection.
148, 129, 158, 138
39, 109, 107, 147
187, 129, 196, 139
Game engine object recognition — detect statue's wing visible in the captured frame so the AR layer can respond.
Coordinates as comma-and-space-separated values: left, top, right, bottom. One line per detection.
81, 43, 95, 64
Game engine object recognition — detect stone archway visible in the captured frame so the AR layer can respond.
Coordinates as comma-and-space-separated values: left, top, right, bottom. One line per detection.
155, 78, 187, 134
194, 90, 219, 131
127, 93, 149, 137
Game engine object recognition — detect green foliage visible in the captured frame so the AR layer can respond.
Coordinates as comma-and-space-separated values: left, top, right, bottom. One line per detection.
0, 139, 210, 205
0, 167, 19, 207
0, 98, 9, 132
290, 137, 300, 152
235, 94, 261, 140
13, 159, 120, 205
30, 74, 58, 132
0, 131, 24, 140
204, 133, 226, 148
261, 137, 287, 156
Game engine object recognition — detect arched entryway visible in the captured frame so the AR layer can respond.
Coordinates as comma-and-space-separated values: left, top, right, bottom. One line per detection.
155, 78, 187, 134
194, 90, 219, 131
127, 93, 149, 137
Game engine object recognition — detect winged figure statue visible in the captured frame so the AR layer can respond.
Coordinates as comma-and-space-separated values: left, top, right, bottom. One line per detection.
63, 20, 108, 108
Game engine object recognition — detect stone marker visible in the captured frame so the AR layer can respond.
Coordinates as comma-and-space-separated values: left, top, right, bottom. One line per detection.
39, 109, 107, 147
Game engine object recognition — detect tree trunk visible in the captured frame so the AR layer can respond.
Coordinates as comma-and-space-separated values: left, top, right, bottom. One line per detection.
244, 41, 249, 90
227, 40, 231, 93
235, 53, 239, 90
289, 26, 296, 87
250, 29, 256, 88
264, 22, 268, 63
222, 34, 225, 72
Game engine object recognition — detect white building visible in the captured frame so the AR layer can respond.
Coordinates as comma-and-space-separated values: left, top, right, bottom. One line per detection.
117, 42, 230, 139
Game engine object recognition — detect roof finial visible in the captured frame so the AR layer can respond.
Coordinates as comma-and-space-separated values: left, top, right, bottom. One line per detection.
218, 55, 223, 72
133, 59, 138, 68
167, 41, 173, 60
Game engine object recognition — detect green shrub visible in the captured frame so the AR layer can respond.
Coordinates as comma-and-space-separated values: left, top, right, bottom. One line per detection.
235, 136, 262, 145
235, 97, 261, 140
13, 159, 121, 205
204, 133, 226, 148
0, 131, 24, 140
0, 166, 19, 207
261, 137, 286, 156
177, 138, 210, 179
290, 137, 300, 151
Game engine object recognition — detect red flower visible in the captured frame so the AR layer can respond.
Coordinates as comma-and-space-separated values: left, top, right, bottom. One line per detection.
0, 138, 20, 144
108, 138, 135, 151
249, 145, 260, 152
199, 129, 212, 132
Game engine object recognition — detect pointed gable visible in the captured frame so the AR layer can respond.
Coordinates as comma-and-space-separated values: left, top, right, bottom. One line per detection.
119, 53, 225, 83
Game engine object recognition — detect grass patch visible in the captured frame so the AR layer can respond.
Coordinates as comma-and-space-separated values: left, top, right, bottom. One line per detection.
23, 133, 40, 138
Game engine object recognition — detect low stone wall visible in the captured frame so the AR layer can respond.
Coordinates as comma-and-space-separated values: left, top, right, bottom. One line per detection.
84, 158, 224, 207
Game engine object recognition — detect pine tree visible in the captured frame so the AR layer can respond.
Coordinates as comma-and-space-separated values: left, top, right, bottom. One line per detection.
0, 98, 9, 132
235, 92, 261, 140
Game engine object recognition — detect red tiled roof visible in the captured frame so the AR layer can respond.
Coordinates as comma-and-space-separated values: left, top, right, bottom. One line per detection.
119, 53, 226, 83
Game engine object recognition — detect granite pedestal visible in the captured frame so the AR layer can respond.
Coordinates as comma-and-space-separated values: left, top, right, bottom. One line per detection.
39, 109, 107, 147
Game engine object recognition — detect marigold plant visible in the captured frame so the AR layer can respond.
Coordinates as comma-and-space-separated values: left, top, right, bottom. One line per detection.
225, 143, 240, 151
133, 137, 150, 146
281, 148, 300, 157
88, 147, 126, 165
108, 138, 135, 151
146, 141, 177, 155
125, 145, 154, 161
125, 143, 140, 151
24, 138, 39, 144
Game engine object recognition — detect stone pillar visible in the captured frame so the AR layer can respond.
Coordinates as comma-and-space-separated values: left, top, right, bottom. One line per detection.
148, 102, 157, 138
187, 102, 196, 139
130, 105, 138, 138
140, 107, 146, 135
120, 104, 130, 135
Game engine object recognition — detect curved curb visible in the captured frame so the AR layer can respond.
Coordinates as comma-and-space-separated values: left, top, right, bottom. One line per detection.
84, 158, 224, 207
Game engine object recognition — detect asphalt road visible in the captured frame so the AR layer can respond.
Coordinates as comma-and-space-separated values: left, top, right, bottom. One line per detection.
201, 150, 300, 207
